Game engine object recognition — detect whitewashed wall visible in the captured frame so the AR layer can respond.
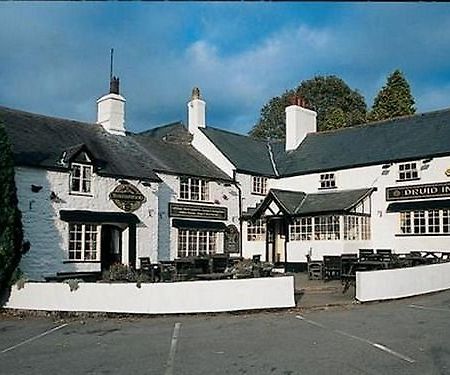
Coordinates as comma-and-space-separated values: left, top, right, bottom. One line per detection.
4, 277, 295, 314
270, 155, 450, 260
156, 173, 240, 260
356, 262, 450, 302
14, 167, 159, 281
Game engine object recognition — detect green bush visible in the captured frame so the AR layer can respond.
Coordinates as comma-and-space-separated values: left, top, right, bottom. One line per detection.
102, 263, 151, 284
0, 122, 23, 293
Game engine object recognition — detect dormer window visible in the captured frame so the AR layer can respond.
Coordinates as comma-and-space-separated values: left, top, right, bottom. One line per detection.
70, 163, 93, 194
180, 177, 209, 201
398, 162, 419, 181
320, 173, 336, 189
252, 176, 267, 195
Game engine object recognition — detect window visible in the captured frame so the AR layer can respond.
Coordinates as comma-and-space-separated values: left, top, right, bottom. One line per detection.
343, 216, 359, 240
70, 163, 93, 194
413, 210, 426, 234
320, 173, 336, 189
400, 212, 412, 234
290, 217, 312, 241
177, 229, 217, 257
428, 209, 440, 233
314, 216, 340, 240
443, 210, 450, 233
398, 162, 419, 181
179, 177, 209, 201
247, 219, 266, 241
68, 223, 99, 261
361, 217, 371, 240
252, 176, 268, 195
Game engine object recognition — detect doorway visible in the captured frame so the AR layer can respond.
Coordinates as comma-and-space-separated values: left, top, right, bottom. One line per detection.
266, 219, 287, 265
101, 225, 123, 270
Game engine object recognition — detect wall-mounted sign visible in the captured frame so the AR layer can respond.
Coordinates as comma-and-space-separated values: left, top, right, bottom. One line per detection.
110, 182, 146, 212
224, 224, 239, 253
386, 182, 450, 201
445, 168, 450, 177
169, 203, 228, 220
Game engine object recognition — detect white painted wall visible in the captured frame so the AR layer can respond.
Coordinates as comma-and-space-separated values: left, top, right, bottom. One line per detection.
156, 173, 240, 260
14, 167, 159, 281
356, 262, 450, 302
4, 277, 295, 314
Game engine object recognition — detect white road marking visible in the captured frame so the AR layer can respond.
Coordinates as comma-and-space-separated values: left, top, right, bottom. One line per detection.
409, 304, 450, 313
296, 315, 415, 364
164, 322, 181, 375
1, 323, 68, 354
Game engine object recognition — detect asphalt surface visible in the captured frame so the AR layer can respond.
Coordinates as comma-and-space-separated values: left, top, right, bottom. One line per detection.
1, 290, 450, 375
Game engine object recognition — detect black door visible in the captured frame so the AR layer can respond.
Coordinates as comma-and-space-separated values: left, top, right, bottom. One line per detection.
101, 225, 123, 270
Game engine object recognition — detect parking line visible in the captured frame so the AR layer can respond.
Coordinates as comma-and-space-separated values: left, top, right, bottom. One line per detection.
164, 322, 181, 375
409, 304, 450, 313
1, 323, 68, 354
296, 315, 415, 364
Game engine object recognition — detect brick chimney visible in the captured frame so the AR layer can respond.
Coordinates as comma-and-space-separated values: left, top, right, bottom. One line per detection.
285, 95, 317, 151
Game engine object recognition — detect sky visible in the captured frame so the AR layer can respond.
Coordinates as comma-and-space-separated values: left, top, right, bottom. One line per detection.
1, 3, 450, 134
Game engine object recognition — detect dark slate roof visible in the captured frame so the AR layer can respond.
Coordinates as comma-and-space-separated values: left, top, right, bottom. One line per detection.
278, 108, 450, 176
200, 127, 279, 176
1, 106, 231, 182
250, 188, 374, 218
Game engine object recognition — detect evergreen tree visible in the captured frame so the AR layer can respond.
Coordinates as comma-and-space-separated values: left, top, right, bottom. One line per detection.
0, 122, 23, 292
249, 75, 367, 140
369, 69, 416, 122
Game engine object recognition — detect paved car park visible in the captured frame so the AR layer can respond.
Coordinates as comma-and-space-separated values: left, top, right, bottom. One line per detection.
1, 290, 450, 375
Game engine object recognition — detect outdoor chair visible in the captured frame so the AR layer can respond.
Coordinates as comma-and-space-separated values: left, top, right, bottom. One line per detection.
323, 255, 342, 281
359, 249, 374, 261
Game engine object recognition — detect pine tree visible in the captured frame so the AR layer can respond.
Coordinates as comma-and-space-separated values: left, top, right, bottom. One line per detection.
0, 122, 23, 292
369, 70, 416, 122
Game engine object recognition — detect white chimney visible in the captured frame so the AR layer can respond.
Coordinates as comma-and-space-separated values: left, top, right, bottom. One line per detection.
97, 77, 126, 136
187, 87, 206, 133
285, 97, 317, 151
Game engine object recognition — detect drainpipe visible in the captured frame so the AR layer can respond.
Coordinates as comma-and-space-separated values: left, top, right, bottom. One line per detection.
232, 170, 243, 258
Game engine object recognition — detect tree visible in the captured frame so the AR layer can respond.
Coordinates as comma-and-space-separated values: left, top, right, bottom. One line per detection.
369, 69, 416, 122
0, 122, 23, 293
249, 75, 367, 140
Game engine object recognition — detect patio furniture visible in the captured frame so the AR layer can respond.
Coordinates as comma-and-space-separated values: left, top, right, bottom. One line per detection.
323, 256, 342, 281
359, 249, 374, 261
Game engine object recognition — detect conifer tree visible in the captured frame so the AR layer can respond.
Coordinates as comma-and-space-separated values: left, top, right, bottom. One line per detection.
0, 122, 23, 292
369, 70, 416, 122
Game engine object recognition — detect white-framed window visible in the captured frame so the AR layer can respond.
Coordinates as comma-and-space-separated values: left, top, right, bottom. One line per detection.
428, 209, 440, 233
247, 219, 266, 241
314, 216, 340, 240
177, 229, 217, 257
179, 177, 209, 201
400, 212, 412, 234
320, 173, 336, 189
398, 162, 419, 181
70, 163, 93, 194
290, 217, 312, 241
399, 209, 450, 235
68, 223, 99, 261
361, 216, 371, 240
413, 210, 426, 234
343, 216, 359, 240
252, 176, 268, 195
443, 210, 450, 233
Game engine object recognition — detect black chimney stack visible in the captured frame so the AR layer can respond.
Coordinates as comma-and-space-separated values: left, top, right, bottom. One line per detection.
110, 76, 120, 95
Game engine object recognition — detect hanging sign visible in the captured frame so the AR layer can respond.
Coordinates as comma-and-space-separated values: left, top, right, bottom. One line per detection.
110, 182, 146, 212
386, 182, 450, 201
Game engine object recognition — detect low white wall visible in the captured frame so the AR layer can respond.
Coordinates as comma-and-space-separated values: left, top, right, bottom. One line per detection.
4, 277, 295, 314
356, 262, 450, 302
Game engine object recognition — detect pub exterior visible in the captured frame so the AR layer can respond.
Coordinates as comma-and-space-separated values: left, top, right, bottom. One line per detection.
4, 77, 450, 280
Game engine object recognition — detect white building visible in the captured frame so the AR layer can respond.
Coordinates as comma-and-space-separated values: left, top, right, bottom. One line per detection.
4, 78, 450, 279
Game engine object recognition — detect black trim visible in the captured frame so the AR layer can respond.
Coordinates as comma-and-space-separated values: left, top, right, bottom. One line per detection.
395, 178, 421, 183
172, 219, 227, 231
60, 210, 140, 224
395, 233, 450, 237
387, 199, 450, 213
63, 260, 101, 264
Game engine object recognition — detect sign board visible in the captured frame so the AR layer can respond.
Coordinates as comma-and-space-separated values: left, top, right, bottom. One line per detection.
224, 224, 239, 254
169, 203, 228, 220
386, 182, 450, 201
110, 183, 146, 212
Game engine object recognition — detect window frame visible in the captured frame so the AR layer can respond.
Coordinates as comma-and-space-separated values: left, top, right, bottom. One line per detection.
177, 229, 218, 258
251, 176, 268, 195
179, 177, 209, 202
68, 223, 100, 261
319, 173, 336, 190
70, 162, 93, 196
398, 162, 419, 182
397, 209, 450, 236
247, 219, 266, 241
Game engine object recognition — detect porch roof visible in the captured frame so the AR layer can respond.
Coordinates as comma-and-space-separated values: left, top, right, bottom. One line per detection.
60, 210, 140, 224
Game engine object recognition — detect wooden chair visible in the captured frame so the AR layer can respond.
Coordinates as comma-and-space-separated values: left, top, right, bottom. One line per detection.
359, 249, 374, 261
323, 256, 342, 281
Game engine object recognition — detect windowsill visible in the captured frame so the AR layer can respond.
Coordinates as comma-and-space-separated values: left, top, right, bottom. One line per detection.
63, 260, 101, 263
69, 192, 93, 197
395, 178, 421, 183
395, 233, 450, 237
178, 199, 214, 204
251, 191, 267, 196
318, 186, 337, 191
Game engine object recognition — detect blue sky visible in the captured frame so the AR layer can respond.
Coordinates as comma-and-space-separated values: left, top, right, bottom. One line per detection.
1, 3, 450, 134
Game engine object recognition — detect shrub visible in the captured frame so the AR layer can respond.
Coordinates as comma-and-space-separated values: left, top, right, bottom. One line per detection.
102, 263, 151, 285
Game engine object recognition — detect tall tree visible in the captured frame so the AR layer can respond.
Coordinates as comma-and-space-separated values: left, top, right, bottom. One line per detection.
249, 75, 367, 140
0, 122, 23, 293
369, 69, 416, 122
